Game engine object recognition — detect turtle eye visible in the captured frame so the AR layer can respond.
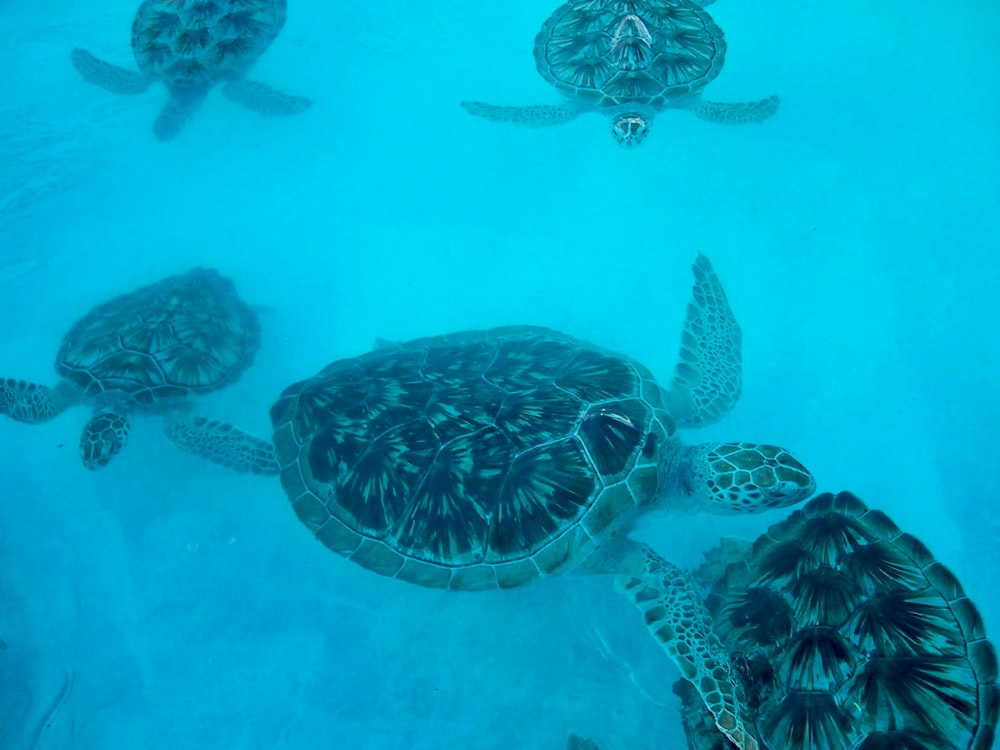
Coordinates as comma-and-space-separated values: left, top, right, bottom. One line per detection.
611, 114, 649, 147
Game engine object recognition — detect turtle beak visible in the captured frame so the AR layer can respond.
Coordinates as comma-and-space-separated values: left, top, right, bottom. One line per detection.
611, 114, 650, 148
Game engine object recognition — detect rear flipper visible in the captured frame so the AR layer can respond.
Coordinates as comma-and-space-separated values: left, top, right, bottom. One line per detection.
617, 543, 759, 750
0, 379, 69, 423
222, 79, 312, 116
81, 411, 129, 470
164, 416, 279, 475
70, 49, 152, 94
693, 95, 779, 124
460, 101, 581, 127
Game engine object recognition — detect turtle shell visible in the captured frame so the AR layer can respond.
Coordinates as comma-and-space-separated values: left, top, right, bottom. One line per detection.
56, 267, 261, 408
534, 0, 726, 109
130, 0, 287, 85
681, 491, 1000, 750
271, 326, 677, 591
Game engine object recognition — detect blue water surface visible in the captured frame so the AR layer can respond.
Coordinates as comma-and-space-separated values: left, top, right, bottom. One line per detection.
1, 0, 998, 747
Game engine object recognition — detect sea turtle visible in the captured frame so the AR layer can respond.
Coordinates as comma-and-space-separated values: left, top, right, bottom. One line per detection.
249, 254, 815, 749
0, 268, 277, 473
669, 491, 999, 750
70, 0, 311, 140
461, 0, 779, 147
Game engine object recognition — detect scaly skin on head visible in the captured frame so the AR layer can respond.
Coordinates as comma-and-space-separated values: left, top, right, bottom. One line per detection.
664, 442, 816, 514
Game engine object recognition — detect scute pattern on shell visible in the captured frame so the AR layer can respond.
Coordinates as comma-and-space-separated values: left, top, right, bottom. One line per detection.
534, 0, 726, 108
680, 491, 999, 750
131, 0, 287, 84
56, 267, 261, 407
271, 326, 678, 588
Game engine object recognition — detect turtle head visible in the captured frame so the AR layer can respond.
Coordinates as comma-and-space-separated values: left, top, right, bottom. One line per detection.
610, 112, 651, 148
667, 442, 816, 514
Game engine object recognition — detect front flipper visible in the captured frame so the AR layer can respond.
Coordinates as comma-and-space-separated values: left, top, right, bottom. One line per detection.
664, 254, 742, 428
164, 416, 279, 475
70, 49, 152, 94
80, 411, 129, 470
460, 101, 581, 127
0, 379, 67, 423
617, 543, 759, 750
693, 95, 779, 124
221, 79, 312, 116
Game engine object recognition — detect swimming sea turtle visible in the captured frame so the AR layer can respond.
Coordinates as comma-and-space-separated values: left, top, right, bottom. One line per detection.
461, 0, 779, 147
70, 0, 311, 140
0, 268, 277, 473
670, 491, 999, 750
253, 254, 815, 749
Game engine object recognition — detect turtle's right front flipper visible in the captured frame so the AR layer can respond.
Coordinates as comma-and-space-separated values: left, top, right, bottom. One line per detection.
0, 379, 69, 424
164, 416, 279, 475
70, 49, 152, 94
460, 101, 581, 127
617, 542, 759, 750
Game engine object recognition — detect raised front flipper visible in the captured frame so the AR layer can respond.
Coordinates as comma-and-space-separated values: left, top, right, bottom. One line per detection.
460, 101, 581, 127
617, 542, 759, 750
70, 49, 152, 94
0, 379, 67, 423
693, 96, 779, 124
222, 79, 312, 116
664, 254, 742, 428
80, 411, 129, 470
164, 416, 279, 475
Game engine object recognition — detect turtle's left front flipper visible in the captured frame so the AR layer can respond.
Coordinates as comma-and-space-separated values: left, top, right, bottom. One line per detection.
616, 542, 759, 750
693, 96, 780, 124
222, 80, 312, 116
70, 49, 152, 94
164, 416, 279, 475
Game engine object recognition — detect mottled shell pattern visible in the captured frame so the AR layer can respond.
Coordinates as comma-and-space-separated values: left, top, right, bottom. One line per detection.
683, 491, 999, 750
534, 0, 726, 108
270, 326, 677, 591
56, 267, 261, 408
131, 0, 287, 84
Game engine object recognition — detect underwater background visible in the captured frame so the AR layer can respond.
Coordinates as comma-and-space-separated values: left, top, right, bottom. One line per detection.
1, 0, 998, 747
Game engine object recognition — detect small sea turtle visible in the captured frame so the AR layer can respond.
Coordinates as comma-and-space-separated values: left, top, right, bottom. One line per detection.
0, 268, 276, 473
462, 0, 778, 147
71, 0, 311, 140
671, 491, 999, 750
252, 254, 815, 749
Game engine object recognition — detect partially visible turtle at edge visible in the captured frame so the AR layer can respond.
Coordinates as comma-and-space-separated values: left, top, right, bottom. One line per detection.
71, 0, 311, 140
462, 0, 778, 147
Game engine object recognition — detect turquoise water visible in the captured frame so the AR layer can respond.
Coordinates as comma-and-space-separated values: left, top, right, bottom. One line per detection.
1, 0, 998, 747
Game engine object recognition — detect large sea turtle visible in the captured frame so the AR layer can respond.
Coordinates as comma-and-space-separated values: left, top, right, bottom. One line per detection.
668, 491, 999, 750
0, 268, 277, 473
70, 0, 311, 140
250, 254, 814, 749
461, 0, 778, 147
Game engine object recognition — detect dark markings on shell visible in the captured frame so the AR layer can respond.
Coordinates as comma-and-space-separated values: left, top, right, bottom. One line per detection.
534, 0, 726, 108
130, 0, 287, 83
275, 326, 672, 570
55, 267, 259, 405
